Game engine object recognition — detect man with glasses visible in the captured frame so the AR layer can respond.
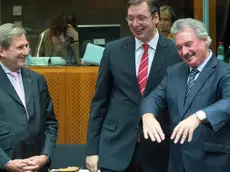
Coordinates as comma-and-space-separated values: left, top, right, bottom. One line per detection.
86, 0, 180, 172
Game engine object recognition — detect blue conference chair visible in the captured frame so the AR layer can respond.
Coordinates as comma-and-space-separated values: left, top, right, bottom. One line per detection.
51, 144, 86, 169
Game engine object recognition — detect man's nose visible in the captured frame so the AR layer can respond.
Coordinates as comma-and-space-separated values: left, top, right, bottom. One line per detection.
22, 46, 29, 55
132, 18, 140, 27
181, 46, 189, 56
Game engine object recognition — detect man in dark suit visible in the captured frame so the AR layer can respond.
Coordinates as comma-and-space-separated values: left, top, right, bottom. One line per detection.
140, 18, 230, 172
0, 23, 58, 172
86, 0, 181, 172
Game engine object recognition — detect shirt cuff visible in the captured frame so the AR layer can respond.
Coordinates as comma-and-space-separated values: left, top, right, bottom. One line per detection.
4, 160, 12, 169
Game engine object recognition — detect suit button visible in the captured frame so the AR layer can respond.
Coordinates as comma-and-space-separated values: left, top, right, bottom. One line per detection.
181, 146, 185, 151
27, 140, 35, 144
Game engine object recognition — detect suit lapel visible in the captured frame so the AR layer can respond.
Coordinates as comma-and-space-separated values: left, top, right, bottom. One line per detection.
181, 55, 218, 118
0, 66, 23, 106
21, 68, 33, 107
176, 63, 189, 116
123, 37, 141, 103
144, 35, 169, 96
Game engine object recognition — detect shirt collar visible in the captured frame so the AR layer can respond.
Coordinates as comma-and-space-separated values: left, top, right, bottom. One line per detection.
135, 28, 159, 50
190, 49, 213, 72
0, 61, 21, 74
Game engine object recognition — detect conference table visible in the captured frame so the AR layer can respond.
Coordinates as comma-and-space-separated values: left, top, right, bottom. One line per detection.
27, 66, 99, 144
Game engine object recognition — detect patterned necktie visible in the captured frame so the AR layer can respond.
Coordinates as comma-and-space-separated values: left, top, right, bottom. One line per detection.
138, 44, 149, 95
11, 72, 29, 119
185, 68, 199, 100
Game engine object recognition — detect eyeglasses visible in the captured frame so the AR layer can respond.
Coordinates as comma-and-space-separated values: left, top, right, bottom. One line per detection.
126, 15, 153, 24
159, 18, 170, 23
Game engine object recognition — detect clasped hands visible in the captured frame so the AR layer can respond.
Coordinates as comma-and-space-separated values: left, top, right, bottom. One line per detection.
142, 113, 201, 144
6, 155, 48, 172
86, 155, 99, 172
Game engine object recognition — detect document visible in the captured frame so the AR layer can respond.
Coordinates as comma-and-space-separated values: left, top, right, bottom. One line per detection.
82, 43, 105, 65
79, 170, 100, 172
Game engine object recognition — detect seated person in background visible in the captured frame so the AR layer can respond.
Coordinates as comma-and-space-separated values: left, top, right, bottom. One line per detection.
158, 5, 176, 40
35, 12, 81, 65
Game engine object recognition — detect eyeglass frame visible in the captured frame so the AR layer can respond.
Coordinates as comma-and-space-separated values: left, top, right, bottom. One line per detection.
159, 17, 171, 23
126, 13, 156, 24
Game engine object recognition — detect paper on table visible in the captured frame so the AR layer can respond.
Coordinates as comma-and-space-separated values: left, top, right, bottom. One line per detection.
79, 170, 100, 172
50, 168, 100, 172
82, 43, 105, 65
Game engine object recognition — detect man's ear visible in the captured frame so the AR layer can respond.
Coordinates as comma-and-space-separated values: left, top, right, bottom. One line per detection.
203, 37, 209, 47
153, 12, 159, 24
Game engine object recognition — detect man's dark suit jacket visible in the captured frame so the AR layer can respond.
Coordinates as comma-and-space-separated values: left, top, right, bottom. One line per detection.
86, 35, 181, 171
0, 66, 58, 171
141, 56, 230, 172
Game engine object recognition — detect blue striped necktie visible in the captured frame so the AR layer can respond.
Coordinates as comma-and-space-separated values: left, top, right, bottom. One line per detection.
185, 68, 199, 101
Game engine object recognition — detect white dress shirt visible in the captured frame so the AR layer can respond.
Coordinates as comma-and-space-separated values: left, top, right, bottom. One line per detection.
188, 50, 213, 80
0, 62, 25, 93
135, 29, 159, 76
187, 50, 213, 122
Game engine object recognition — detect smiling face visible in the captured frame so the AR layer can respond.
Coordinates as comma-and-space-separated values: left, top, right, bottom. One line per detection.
175, 27, 209, 68
0, 34, 29, 72
127, 2, 159, 43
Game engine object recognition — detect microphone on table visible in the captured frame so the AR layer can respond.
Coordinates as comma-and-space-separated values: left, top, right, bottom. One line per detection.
48, 42, 62, 66
48, 37, 79, 66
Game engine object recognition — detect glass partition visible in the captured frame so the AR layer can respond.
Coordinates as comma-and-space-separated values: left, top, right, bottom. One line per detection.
216, 0, 230, 60
0, 0, 197, 56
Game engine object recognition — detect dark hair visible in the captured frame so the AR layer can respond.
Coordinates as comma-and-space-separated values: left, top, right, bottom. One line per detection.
50, 12, 78, 37
127, 0, 160, 15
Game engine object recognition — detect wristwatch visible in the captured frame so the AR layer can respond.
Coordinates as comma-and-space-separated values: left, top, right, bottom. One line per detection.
195, 110, 207, 122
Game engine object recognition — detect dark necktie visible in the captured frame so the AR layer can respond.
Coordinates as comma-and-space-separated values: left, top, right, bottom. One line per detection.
185, 68, 199, 101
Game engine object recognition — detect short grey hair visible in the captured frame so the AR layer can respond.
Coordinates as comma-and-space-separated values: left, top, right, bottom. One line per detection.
171, 18, 212, 47
0, 23, 26, 48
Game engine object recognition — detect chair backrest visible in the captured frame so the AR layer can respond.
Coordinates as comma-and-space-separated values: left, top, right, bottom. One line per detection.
51, 144, 86, 169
